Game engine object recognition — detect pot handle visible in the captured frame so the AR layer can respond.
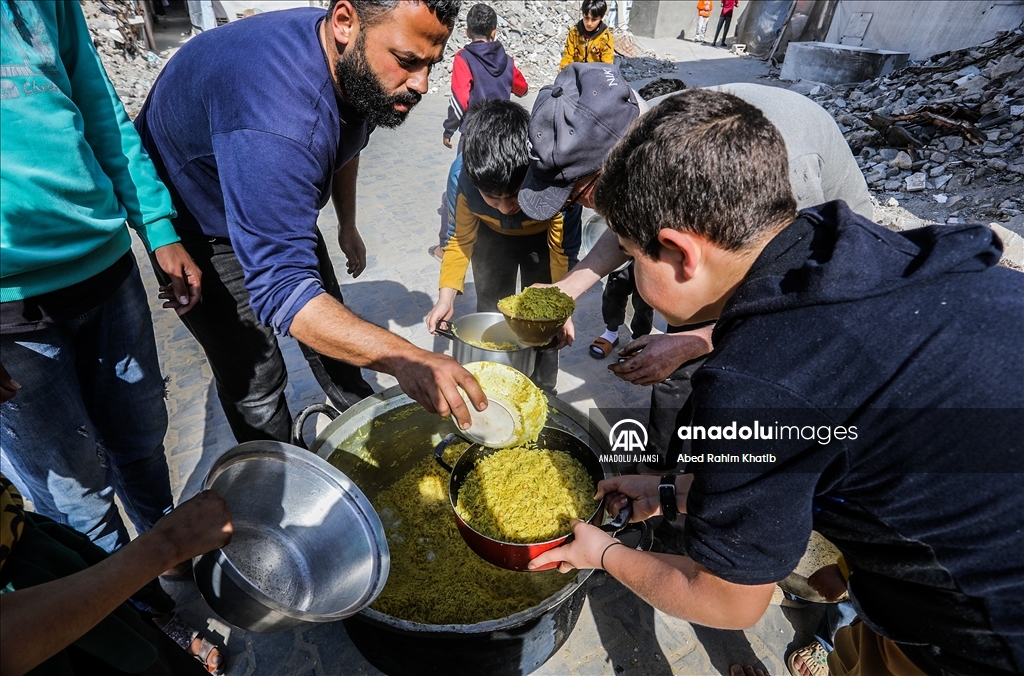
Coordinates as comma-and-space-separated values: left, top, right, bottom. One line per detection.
291, 403, 341, 450
433, 432, 470, 473
435, 319, 456, 340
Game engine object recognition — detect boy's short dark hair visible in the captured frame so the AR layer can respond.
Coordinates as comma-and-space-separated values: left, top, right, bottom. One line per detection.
638, 78, 687, 101
466, 3, 497, 38
330, 0, 461, 29
582, 0, 607, 18
463, 99, 531, 198
595, 89, 798, 257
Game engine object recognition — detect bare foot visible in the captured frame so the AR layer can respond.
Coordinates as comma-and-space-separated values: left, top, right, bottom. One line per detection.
189, 635, 223, 674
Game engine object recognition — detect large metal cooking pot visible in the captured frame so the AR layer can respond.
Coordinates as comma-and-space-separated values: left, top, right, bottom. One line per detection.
436, 313, 536, 375
298, 387, 618, 676
434, 427, 640, 572
192, 441, 389, 633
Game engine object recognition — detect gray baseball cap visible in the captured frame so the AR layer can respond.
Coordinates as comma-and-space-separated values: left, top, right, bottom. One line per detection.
520, 63, 641, 221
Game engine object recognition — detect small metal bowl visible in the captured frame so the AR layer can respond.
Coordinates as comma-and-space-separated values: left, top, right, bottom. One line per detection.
194, 441, 390, 633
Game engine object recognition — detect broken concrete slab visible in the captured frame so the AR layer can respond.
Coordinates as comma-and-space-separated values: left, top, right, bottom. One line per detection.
780, 42, 909, 86
905, 172, 927, 191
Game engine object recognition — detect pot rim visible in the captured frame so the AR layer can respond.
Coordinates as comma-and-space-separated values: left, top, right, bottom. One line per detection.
199, 441, 390, 623
355, 567, 593, 632
442, 313, 534, 354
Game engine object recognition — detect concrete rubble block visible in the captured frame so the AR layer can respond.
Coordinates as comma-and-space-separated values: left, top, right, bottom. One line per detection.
864, 168, 888, 184
990, 55, 1024, 81
956, 65, 981, 78
780, 42, 909, 87
1009, 163, 1024, 175
905, 172, 927, 192
1012, 105, 1024, 117
884, 179, 903, 191
933, 174, 953, 189
879, 148, 900, 160
988, 159, 1009, 171
956, 76, 990, 97
891, 151, 914, 170
982, 144, 1006, 156
886, 197, 899, 207
930, 152, 947, 163
942, 136, 965, 152
929, 164, 949, 177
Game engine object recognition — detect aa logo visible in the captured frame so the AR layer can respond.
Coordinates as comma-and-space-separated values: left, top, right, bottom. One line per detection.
609, 419, 648, 453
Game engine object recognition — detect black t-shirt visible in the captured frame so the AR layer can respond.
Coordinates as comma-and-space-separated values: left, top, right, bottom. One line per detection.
0, 253, 133, 334
680, 203, 1024, 675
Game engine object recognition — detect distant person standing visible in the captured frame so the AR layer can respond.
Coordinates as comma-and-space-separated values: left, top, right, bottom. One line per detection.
695, 0, 712, 43
560, 0, 614, 70
434, 3, 528, 260
713, 0, 738, 47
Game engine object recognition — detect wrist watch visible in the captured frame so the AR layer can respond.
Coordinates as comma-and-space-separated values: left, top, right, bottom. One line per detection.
659, 474, 678, 522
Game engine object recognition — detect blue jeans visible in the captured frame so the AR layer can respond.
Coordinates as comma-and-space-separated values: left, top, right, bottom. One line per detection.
815, 601, 858, 652
0, 262, 172, 552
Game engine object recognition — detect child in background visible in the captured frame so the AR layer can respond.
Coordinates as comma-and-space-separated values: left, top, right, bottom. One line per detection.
432, 3, 528, 260
695, 0, 712, 43
713, 0, 739, 47
427, 100, 565, 392
559, 0, 615, 70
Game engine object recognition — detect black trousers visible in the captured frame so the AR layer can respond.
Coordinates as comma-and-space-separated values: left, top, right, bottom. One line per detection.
154, 227, 373, 443
471, 224, 558, 391
601, 263, 654, 339
713, 12, 733, 45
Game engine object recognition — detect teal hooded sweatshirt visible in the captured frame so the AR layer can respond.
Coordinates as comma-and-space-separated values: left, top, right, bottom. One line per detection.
0, 0, 177, 302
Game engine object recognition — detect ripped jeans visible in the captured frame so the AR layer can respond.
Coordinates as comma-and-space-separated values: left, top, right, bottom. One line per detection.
0, 261, 173, 552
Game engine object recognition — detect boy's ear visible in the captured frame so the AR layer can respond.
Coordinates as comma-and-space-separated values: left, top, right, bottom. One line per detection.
657, 228, 702, 281
329, 0, 357, 49
489, 28, 497, 41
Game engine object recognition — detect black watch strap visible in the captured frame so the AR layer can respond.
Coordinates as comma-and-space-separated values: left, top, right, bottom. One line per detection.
659, 474, 678, 522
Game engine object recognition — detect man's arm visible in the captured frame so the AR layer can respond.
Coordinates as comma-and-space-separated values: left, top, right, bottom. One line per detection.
0, 492, 232, 676
553, 228, 629, 298
608, 328, 715, 386
332, 157, 366, 278
60, 2, 201, 313
529, 519, 774, 629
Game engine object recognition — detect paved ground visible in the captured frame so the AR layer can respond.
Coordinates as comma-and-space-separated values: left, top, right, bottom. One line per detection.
127, 31, 823, 676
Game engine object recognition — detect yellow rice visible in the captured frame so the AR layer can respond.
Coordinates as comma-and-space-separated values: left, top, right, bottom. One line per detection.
464, 361, 546, 446
456, 447, 597, 544
369, 441, 570, 625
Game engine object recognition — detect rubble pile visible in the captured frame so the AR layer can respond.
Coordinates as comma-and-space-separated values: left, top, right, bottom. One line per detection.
82, 1, 164, 118
797, 24, 1024, 233
428, 1, 674, 92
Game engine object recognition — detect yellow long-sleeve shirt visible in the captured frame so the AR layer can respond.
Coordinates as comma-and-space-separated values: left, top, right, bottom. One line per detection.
559, 22, 615, 70
439, 191, 567, 293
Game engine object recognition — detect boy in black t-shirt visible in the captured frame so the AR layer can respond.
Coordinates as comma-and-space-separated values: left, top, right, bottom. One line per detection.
529, 89, 1024, 675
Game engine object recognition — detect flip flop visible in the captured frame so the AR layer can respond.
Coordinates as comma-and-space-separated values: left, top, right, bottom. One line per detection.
589, 336, 618, 359
158, 614, 226, 675
787, 642, 829, 676
428, 245, 445, 261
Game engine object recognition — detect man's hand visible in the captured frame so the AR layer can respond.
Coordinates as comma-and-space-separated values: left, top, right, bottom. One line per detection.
0, 363, 21, 403
154, 243, 202, 315
149, 490, 233, 564
528, 520, 616, 573
442, 135, 453, 149
608, 330, 714, 386
551, 316, 575, 349
338, 225, 367, 278
391, 351, 487, 430
596, 474, 664, 522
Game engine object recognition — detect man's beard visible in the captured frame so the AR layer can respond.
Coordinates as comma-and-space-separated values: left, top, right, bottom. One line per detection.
335, 34, 421, 128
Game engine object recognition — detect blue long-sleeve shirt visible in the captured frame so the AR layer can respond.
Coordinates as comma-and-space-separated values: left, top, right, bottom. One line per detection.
134, 8, 371, 335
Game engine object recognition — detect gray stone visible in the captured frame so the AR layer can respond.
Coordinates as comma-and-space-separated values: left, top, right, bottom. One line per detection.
943, 136, 965, 152
879, 148, 899, 160
1010, 120, 1024, 135
930, 151, 947, 163
905, 172, 927, 191
886, 197, 900, 207
865, 168, 887, 184
933, 174, 953, 189
1012, 105, 1024, 117
983, 144, 1006, 156
1009, 164, 1024, 175
886, 167, 901, 178
990, 55, 1024, 80
884, 179, 903, 191
835, 98, 847, 108
891, 151, 914, 170
988, 158, 1008, 171
956, 76, 990, 98
929, 164, 949, 177
956, 65, 981, 78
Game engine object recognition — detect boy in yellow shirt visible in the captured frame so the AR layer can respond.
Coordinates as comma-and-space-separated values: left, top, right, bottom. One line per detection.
560, 0, 615, 70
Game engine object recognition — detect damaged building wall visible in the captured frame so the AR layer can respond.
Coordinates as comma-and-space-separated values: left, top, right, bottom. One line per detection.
825, 0, 1024, 61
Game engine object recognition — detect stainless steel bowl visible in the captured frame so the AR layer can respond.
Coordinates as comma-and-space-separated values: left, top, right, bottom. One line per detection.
193, 441, 390, 633
436, 312, 536, 375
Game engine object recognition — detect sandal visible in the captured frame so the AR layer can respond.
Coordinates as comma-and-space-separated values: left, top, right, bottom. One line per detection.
787, 641, 829, 676
589, 336, 619, 359
428, 245, 445, 261
158, 614, 226, 675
